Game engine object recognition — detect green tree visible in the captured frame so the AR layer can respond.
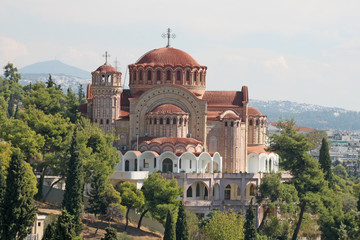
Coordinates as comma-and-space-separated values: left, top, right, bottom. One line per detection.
358, 192, 360, 212
268, 120, 327, 240
202, 211, 244, 240
164, 210, 175, 240
66, 88, 79, 123
176, 201, 188, 240
185, 210, 200, 240
42, 221, 56, 240
101, 227, 118, 240
138, 172, 182, 229
319, 137, 333, 186
3, 63, 21, 82
87, 166, 109, 217
1, 149, 37, 240
78, 84, 86, 104
244, 200, 257, 240
0, 159, 5, 237
0, 141, 12, 173
46, 74, 56, 88
256, 172, 298, 231
54, 209, 80, 240
261, 216, 290, 240
62, 129, 84, 235
117, 181, 145, 230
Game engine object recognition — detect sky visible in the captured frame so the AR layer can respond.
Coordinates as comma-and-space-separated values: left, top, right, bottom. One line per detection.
1, 0, 360, 111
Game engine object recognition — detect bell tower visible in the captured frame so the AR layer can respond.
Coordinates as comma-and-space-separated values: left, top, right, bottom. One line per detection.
91, 56, 122, 133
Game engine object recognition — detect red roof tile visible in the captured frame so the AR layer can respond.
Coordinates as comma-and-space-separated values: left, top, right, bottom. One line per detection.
93, 64, 118, 73
149, 104, 186, 114
247, 145, 269, 154
248, 107, 263, 116
223, 112, 240, 119
203, 91, 244, 107
134, 47, 201, 67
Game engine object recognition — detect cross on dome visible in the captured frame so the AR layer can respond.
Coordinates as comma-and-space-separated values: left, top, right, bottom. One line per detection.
103, 51, 111, 65
162, 28, 176, 48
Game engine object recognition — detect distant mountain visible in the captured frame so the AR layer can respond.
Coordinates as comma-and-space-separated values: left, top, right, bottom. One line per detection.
18, 60, 91, 93
249, 99, 360, 131
19, 60, 90, 79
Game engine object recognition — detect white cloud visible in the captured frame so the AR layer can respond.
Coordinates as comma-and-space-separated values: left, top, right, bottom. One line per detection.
0, 37, 28, 67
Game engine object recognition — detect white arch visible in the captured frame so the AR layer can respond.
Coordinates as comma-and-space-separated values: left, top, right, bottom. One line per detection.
212, 152, 222, 172
247, 153, 259, 173
259, 153, 268, 172
158, 151, 178, 173
122, 151, 141, 171
198, 152, 212, 173
178, 152, 197, 173
139, 151, 159, 171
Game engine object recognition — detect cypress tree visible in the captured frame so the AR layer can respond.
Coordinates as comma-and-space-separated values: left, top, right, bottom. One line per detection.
244, 200, 257, 240
87, 168, 108, 217
357, 191, 360, 212
319, 137, 333, 186
164, 210, 175, 240
176, 202, 188, 240
54, 209, 78, 240
101, 227, 118, 240
62, 129, 84, 235
0, 159, 5, 237
46, 74, 56, 88
42, 221, 56, 240
1, 149, 37, 239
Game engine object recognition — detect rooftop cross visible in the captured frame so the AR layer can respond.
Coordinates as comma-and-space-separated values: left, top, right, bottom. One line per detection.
103, 51, 110, 65
162, 28, 176, 48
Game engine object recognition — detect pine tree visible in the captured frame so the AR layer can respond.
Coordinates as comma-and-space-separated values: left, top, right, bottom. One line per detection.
87, 168, 108, 217
176, 202, 188, 240
244, 200, 257, 240
1, 149, 37, 239
164, 210, 175, 240
46, 74, 56, 88
319, 137, 333, 186
42, 221, 56, 240
101, 227, 118, 240
62, 129, 84, 235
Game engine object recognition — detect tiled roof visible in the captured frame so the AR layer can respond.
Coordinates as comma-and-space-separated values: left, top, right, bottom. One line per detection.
92, 64, 118, 73
247, 145, 268, 154
137, 137, 203, 146
203, 91, 244, 107
149, 104, 186, 114
223, 112, 240, 119
86, 84, 93, 100
248, 107, 263, 116
134, 47, 201, 67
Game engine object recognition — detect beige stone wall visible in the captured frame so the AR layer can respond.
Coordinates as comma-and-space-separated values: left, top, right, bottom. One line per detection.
248, 116, 267, 145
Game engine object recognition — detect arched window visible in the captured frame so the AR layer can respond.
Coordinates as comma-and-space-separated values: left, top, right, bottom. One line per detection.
134, 71, 137, 81
269, 159, 272, 172
250, 185, 255, 196
162, 158, 173, 173
166, 70, 171, 80
160, 118, 163, 124
179, 118, 183, 124
196, 183, 200, 197
200, 72, 202, 82
154, 118, 157, 124
101, 75, 105, 83
149, 119, 152, 124
184, 119, 187, 126
154, 158, 157, 168
166, 118, 170, 124
179, 158, 182, 168
106, 119, 109, 124
186, 71, 190, 82
125, 160, 129, 171
176, 71, 181, 81
225, 122, 228, 127
139, 70, 143, 81
187, 186, 193, 198
193, 72, 197, 82
256, 119, 260, 126
147, 70, 152, 81
265, 160, 268, 171
249, 120, 253, 126
231, 122, 234, 127
190, 159, 192, 169
157, 70, 161, 81
173, 118, 177, 124
143, 159, 146, 168
204, 187, 208, 198
100, 119, 103, 124
225, 185, 231, 200
134, 159, 137, 171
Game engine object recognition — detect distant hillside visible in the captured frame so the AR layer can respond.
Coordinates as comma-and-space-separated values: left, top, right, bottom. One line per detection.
249, 99, 360, 131
19, 60, 91, 92
19, 60, 90, 78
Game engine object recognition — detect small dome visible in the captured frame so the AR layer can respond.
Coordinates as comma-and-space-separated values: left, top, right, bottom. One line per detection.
93, 64, 118, 73
135, 47, 200, 67
248, 107, 263, 116
223, 112, 240, 119
149, 104, 186, 114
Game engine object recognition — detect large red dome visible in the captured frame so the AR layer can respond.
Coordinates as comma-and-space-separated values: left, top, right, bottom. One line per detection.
135, 47, 200, 67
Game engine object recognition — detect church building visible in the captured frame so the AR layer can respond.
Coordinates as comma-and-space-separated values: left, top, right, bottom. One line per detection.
81, 37, 280, 220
